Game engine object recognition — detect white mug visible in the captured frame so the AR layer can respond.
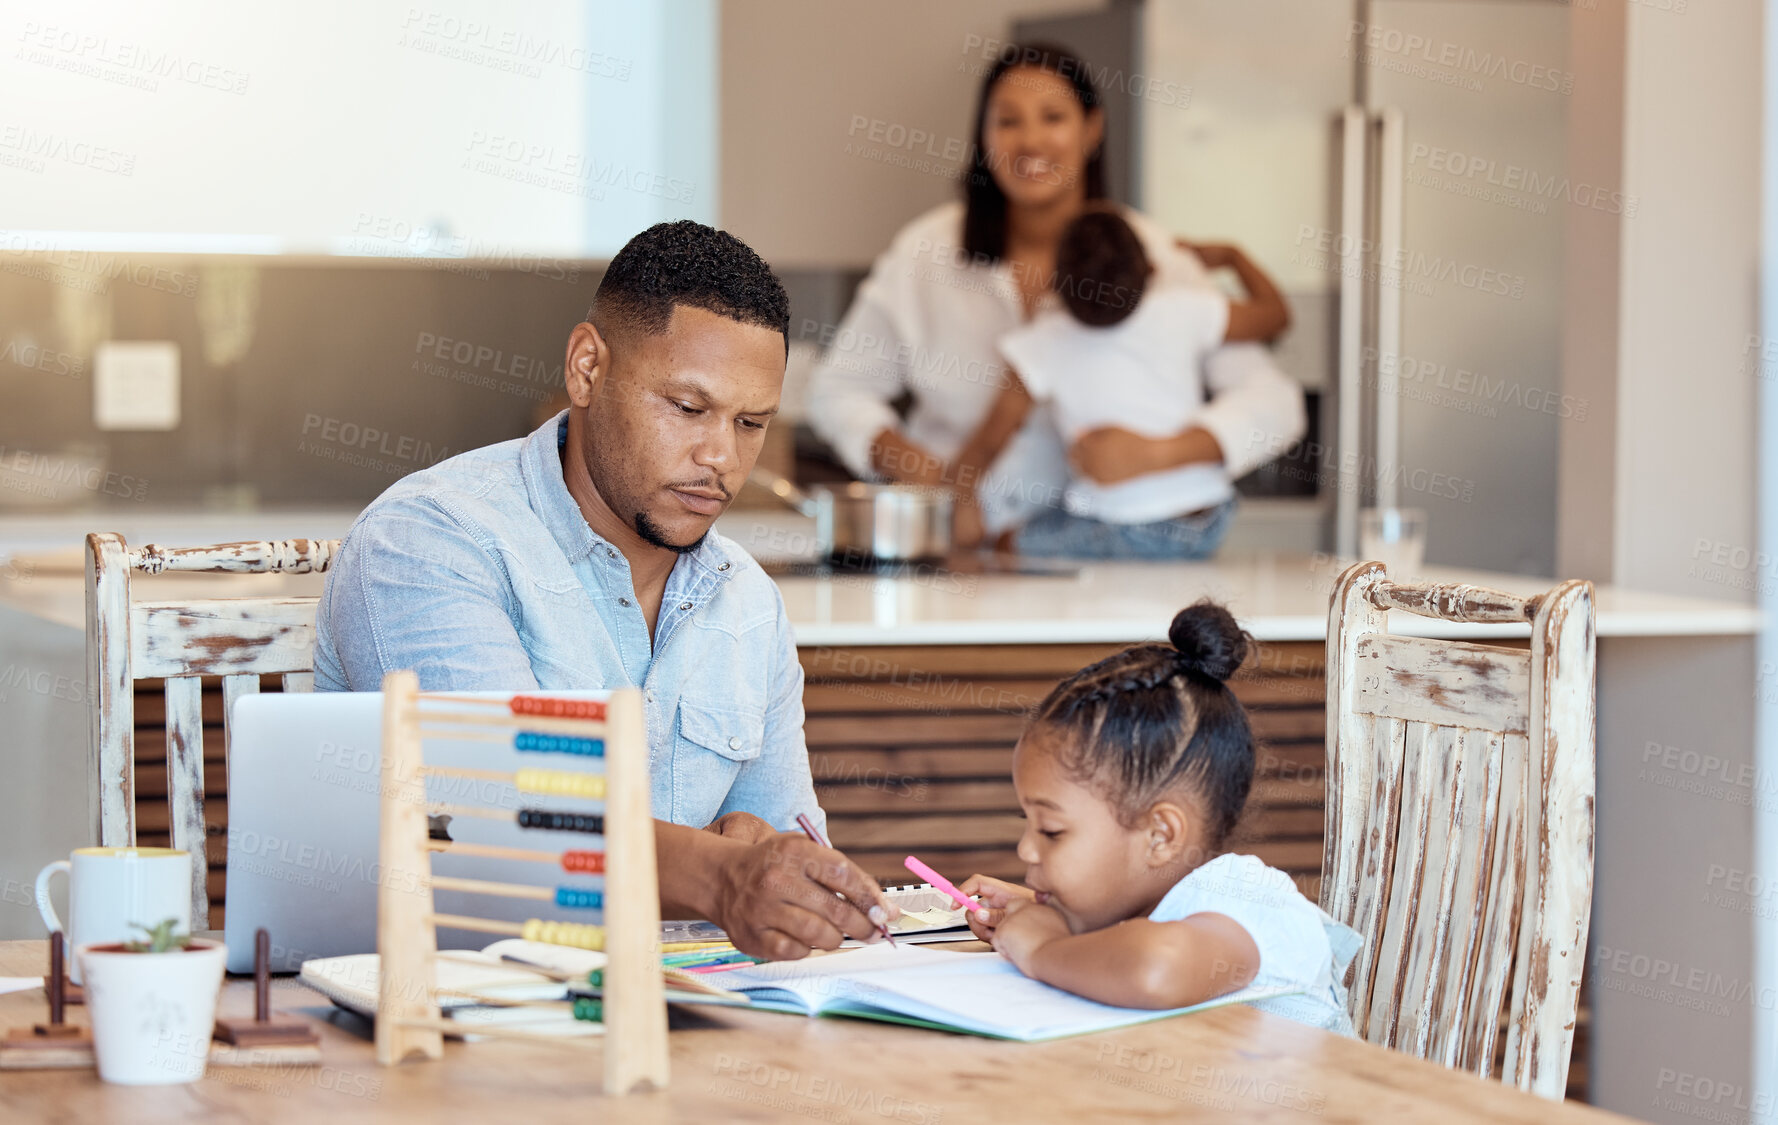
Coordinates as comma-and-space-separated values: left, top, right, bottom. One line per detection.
36, 847, 192, 984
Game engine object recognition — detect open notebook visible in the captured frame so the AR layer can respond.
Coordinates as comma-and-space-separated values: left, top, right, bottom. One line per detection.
683, 941, 1302, 1041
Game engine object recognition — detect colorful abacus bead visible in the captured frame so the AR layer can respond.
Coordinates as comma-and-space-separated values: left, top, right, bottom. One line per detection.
509, 696, 606, 721
560, 850, 605, 874
554, 886, 604, 910
520, 918, 605, 951
518, 809, 605, 834
571, 996, 603, 1022
514, 732, 604, 757
513, 768, 606, 800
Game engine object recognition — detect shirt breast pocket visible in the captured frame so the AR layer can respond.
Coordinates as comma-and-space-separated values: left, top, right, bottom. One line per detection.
676, 701, 765, 764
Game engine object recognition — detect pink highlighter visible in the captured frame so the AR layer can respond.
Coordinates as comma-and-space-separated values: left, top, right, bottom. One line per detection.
904, 855, 983, 918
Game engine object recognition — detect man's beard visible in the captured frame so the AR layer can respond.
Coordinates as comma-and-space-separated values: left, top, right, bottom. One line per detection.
634, 510, 708, 555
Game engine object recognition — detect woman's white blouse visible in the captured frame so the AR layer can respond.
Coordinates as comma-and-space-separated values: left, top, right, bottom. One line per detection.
805, 201, 1307, 533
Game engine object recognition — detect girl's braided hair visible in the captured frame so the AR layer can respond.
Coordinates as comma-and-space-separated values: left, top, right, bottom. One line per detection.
1031, 601, 1256, 848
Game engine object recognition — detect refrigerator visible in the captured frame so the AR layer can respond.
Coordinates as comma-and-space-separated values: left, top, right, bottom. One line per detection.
1135, 0, 1572, 575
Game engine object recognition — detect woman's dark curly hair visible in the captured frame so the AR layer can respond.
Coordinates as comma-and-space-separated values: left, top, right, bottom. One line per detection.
1030, 601, 1256, 849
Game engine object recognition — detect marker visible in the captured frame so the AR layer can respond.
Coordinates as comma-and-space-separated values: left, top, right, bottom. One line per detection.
903, 855, 982, 917
797, 812, 896, 947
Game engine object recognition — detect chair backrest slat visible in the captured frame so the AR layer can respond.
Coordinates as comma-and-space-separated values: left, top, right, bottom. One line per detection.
1355, 635, 1531, 733
86, 533, 136, 847
162, 675, 209, 925
1465, 728, 1530, 1078
85, 533, 337, 929
1322, 562, 1594, 1101
1340, 712, 1405, 1036
130, 599, 321, 678
1427, 727, 1504, 1070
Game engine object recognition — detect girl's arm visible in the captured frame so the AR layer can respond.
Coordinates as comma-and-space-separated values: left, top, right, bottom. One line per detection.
957, 873, 1038, 941
994, 902, 1261, 1010
1191, 242, 1290, 343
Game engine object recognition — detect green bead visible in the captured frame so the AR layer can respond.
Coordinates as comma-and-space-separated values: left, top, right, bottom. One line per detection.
572, 996, 603, 1022
588, 968, 603, 989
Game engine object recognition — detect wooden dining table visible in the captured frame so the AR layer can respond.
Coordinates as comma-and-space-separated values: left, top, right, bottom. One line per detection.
0, 938, 1641, 1124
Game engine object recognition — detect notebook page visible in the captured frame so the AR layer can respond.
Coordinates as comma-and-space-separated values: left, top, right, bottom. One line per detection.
717, 943, 980, 1012
837, 953, 1301, 1041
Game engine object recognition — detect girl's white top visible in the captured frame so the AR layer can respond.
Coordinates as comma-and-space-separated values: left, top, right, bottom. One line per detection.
805, 201, 1306, 534
1150, 852, 1362, 1036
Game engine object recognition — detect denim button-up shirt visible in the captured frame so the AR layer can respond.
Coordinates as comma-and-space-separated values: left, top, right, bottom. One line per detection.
313, 411, 822, 834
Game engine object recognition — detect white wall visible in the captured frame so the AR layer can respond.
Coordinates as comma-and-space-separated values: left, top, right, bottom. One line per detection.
0, 0, 714, 257
1140, 0, 1354, 298
1611, 2, 1762, 601
716, 0, 1104, 268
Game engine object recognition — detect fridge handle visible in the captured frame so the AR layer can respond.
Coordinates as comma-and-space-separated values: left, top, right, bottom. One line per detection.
1335, 106, 1368, 559
1373, 107, 1405, 513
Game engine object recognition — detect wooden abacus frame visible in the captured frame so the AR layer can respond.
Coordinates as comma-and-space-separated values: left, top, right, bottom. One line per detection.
373, 671, 669, 1095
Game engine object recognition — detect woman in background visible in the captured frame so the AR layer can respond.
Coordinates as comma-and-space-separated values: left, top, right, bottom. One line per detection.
806, 42, 1305, 557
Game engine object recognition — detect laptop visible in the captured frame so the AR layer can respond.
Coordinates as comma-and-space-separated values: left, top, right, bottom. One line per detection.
223, 690, 611, 973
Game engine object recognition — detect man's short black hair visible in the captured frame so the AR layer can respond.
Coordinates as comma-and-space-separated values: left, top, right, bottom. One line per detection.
1055, 209, 1150, 328
591, 220, 789, 348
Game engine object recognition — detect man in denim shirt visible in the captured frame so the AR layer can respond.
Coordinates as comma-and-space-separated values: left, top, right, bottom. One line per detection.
315, 221, 895, 959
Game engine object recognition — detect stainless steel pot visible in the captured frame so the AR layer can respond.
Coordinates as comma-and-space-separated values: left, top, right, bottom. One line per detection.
750, 468, 954, 564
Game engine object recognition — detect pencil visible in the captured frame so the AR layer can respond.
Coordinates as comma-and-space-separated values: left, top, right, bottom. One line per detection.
796, 811, 896, 946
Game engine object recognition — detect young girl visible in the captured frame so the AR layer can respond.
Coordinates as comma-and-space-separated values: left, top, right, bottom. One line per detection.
959, 602, 1361, 1033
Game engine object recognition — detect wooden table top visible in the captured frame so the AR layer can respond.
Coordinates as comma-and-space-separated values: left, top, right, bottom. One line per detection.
0, 939, 1639, 1124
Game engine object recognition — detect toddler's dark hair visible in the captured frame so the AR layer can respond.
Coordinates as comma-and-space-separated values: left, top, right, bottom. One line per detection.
1030, 601, 1255, 848
1055, 208, 1150, 327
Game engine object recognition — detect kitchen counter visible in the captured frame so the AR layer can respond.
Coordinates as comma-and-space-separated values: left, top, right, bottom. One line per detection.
0, 507, 1760, 642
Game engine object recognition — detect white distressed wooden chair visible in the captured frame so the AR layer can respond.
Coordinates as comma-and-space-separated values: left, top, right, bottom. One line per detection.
85, 532, 341, 926
1321, 562, 1595, 1100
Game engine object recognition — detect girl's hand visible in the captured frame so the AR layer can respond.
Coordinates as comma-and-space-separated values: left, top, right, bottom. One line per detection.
956, 874, 1035, 942
990, 899, 1071, 973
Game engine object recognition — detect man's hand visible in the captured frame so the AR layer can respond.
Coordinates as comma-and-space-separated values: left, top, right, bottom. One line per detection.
990, 898, 1072, 974
702, 811, 777, 844
709, 835, 900, 961
957, 874, 1036, 943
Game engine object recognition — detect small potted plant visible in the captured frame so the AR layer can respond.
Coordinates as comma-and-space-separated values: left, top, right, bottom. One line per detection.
78, 917, 227, 1085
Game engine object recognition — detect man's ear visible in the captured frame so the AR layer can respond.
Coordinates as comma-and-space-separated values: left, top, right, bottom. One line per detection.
564, 321, 609, 408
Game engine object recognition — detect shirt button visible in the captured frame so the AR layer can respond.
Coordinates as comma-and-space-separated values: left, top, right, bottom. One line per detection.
679, 601, 692, 611
727, 736, 742, 751
619, 597, 631, 607
606, 548, 617, 559
718, 562, 731, 571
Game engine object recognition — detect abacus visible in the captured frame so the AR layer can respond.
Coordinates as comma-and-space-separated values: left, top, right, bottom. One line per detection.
373, 671, 669, 1095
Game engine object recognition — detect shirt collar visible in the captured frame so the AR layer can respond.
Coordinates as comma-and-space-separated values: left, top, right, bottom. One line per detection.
519, 410, 743, 583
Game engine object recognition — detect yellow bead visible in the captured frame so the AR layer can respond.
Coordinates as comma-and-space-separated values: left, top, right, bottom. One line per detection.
521, 918, 606, 951
513, 768, 605, 800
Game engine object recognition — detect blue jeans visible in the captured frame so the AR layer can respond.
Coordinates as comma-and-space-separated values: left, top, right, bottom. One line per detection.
1015, 499, 1237, 560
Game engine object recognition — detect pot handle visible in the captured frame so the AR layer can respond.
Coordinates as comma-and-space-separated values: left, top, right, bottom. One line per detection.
746, 467, 820, 518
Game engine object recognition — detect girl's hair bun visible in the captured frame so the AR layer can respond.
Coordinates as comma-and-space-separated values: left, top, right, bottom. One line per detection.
1167, 601, 1251, 683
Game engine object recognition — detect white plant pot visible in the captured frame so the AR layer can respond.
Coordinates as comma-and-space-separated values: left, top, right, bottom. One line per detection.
78, 938, 227, 1085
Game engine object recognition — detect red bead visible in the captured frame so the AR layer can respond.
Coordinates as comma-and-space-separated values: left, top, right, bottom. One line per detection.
560, 850, 605, 874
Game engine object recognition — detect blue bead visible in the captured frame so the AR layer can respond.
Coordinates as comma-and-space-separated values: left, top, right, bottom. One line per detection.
555, 886, 604, 910
514, 732, 605, 757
